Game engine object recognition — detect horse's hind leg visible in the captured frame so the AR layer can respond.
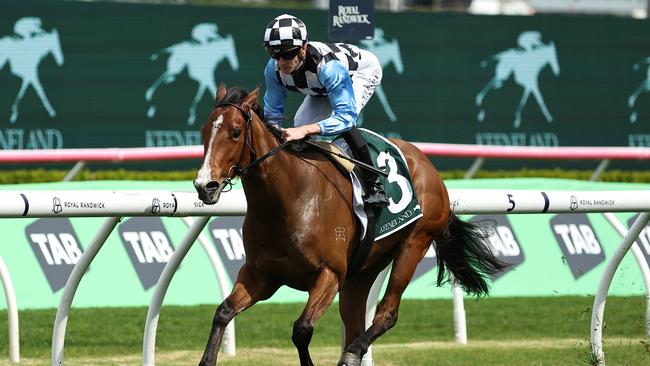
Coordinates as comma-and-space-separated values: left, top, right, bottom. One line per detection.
199, 264, 279, 366
292, 267, 340, 366
338, 234, 433, 366
339, 262, 388, 347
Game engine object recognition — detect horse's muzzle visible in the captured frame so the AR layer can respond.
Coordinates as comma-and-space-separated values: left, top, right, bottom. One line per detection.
194, 180, 222, 205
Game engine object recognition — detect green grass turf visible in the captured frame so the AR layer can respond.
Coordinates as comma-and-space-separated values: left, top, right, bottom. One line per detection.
0, 296, 647, 365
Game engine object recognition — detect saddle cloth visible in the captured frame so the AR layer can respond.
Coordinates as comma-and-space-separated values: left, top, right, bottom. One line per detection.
322, 128, 423, 241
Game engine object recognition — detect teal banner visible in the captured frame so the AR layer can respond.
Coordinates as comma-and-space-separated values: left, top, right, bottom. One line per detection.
0, 178, 648, 309
1, 1, 650, 160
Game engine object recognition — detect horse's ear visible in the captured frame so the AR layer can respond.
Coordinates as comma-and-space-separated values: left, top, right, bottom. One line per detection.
242, 87, 260, 108
215, 83, 227, 104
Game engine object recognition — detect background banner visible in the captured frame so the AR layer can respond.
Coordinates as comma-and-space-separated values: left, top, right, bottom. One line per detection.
0, 178, 647, 309
1, 1, 650, 171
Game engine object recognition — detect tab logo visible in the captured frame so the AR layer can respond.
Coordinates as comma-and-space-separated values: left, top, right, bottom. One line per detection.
26, 218, 84, 292
628, 214, 650, 268
551, 214, 605, 279
208, 217, 245, 283
118, 217, 175, 289
473, 215, 525, 280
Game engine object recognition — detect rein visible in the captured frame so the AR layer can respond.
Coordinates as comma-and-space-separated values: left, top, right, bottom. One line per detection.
213, 102, 292, 191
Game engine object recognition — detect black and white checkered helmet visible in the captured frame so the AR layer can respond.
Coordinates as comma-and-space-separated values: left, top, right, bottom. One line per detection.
263, 14, 308, 48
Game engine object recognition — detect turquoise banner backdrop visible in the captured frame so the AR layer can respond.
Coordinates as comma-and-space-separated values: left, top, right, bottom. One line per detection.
0, 178, 647, 309
1, 1, 650, 172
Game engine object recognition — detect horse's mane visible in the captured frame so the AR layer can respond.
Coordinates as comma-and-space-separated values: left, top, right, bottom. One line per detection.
219, 87, 264, 122
219, 86, 284, 141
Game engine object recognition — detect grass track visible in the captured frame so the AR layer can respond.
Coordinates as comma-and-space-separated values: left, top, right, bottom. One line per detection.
0, 296, 647, 365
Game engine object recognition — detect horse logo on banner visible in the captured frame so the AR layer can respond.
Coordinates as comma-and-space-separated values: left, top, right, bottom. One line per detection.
145, 23, 239, 126
628, 57, 650, 123
359, 28, 404, 123
476, 31, 560, 128
0, 17, 64, 123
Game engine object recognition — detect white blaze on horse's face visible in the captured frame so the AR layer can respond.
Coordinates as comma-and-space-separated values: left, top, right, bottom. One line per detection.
194, 115, 224, 204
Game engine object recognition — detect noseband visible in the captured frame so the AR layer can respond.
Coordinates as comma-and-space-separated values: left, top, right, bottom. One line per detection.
212, 102, 293, 191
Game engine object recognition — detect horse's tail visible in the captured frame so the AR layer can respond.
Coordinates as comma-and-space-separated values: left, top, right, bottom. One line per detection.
433, 213, 508, 297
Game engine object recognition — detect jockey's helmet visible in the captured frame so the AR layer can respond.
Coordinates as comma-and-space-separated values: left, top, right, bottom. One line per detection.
263, 14, 308, 56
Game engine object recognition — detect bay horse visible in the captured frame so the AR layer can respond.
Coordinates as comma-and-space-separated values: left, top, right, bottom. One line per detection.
193, 85, 505, 366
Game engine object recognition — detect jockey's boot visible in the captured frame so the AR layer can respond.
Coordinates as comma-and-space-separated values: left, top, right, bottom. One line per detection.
343, 128, 389, 208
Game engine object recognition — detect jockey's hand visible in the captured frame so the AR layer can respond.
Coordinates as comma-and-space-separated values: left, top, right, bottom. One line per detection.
282, 123, 321, 142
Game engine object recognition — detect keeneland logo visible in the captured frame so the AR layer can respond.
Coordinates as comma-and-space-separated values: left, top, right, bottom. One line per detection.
570, 195, 578, 211
476, 31, 560, 128
0, 17, 64, 123
52, 197, 62, 214
145, 23, 239, 126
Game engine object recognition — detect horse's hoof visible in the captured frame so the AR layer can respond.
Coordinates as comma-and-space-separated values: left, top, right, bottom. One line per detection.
337, 351, 361, 366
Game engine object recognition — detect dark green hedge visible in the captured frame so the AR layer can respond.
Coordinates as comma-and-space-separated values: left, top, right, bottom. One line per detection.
0, 168, 649, 184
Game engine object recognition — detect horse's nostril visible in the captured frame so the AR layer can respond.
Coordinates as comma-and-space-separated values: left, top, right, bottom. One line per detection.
206, 181, 220, 190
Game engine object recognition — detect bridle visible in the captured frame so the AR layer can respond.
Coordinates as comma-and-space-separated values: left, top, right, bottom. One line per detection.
211, 102, 293, 192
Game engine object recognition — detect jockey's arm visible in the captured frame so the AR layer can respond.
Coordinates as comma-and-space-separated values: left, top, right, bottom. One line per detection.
316, 60, 357, 136
282, 60, 357, 142
263, 58, 287, 127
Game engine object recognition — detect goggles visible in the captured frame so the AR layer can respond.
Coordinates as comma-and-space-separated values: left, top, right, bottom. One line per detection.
269, 47, 301, 60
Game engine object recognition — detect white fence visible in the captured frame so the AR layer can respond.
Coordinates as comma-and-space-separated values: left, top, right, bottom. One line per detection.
0, 189, 648, 365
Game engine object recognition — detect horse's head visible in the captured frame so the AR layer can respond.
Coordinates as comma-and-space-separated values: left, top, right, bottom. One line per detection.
221, 35, 239, 71
47, 29, 64, 66
544, 41, 560, 76
385, 40, 404, 74
194, 85, 261, 204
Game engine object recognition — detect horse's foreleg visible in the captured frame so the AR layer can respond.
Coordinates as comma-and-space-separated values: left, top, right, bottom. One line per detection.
339, 240, 428, 366
629, 81, 649, 108
188, 84, 207, 125
31, 77, 56, 117
531, 87, 553, 123
374, 86, 397, 122
10, 81, 29, 123
293, 267, 339, 366
514, 88, 531, 128
199, 264, 279, 366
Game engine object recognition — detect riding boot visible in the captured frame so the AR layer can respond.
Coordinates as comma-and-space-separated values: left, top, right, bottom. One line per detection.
342, 128, 389, 208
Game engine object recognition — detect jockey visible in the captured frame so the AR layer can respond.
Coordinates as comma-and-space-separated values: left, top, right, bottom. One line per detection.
262, 14, 389, 208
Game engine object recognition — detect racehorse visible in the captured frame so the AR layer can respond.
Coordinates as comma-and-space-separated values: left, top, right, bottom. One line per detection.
476, 40, 560, 128
0, 26, 64, 123
193, 85, 506, 366
145, 26, 239, 125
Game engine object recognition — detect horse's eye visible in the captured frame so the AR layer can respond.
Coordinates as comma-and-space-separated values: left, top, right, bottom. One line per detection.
232, 128, 242, 139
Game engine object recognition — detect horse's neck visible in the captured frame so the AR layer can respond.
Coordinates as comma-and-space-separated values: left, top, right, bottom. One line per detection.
240, 119, 309, 211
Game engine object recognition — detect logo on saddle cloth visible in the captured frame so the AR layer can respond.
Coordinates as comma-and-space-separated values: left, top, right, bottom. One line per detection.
340, 129, 423, 240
